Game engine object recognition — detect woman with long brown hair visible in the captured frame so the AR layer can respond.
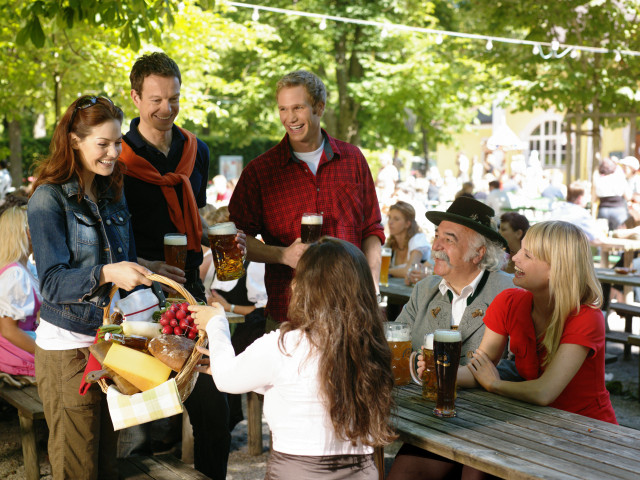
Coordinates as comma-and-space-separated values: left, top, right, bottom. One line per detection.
28, 95, 151, 479
190, 237, 396, 479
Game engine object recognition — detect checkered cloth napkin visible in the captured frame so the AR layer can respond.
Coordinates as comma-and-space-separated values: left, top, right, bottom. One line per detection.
106, 378, 183, 430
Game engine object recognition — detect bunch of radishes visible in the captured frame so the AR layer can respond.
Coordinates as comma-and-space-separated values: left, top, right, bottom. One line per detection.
157, 302, 198, 339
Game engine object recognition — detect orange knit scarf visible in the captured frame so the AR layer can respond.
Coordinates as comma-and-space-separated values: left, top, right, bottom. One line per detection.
120, 126, 202, 253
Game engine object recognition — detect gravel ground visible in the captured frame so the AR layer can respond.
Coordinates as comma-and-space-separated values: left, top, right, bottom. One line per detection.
0, 313, 638, 479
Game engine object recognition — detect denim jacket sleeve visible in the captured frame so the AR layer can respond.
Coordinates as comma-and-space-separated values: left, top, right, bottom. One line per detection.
28, 185, 104, 304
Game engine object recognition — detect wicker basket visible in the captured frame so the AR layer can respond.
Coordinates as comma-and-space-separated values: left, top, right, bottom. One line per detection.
97, 273, 207, 402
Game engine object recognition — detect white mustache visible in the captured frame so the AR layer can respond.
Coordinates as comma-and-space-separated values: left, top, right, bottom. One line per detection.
432, 251, 451, 265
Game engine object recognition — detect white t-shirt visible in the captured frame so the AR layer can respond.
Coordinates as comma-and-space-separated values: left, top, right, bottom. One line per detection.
293, 141, 325, 175
206, 315, 373, 456
36, 291, 120, 350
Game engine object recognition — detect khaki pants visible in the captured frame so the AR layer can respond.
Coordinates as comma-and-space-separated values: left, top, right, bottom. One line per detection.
35, 346, 118, 480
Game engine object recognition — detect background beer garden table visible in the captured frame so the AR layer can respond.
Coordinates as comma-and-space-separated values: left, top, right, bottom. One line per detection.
378, 384, 640, 480
380, 277, 414, 306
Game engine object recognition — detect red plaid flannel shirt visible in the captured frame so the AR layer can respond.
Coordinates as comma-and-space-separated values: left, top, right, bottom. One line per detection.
229, 130, 385, 323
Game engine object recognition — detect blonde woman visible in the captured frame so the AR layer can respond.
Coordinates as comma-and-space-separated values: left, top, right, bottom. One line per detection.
385, 201, 431, 279
0, 205, 40, 377
394, 221, 616, 480
460, 220, 616, 422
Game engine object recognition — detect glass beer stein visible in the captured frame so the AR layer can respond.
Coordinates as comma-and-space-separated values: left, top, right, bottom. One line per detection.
384, 322, 412, 386
301, 213, 323, 243
164, 233, 187, 271
208, 222, 246, 281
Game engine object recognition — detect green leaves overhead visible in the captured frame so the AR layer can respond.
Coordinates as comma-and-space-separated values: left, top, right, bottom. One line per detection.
16, 0, 178, 49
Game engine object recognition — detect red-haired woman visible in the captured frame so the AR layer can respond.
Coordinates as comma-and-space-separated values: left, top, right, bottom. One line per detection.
190, 237, 397, 479
28, 96, 152, 479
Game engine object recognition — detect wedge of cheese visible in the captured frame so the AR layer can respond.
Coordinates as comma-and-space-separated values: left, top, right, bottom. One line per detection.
103, 343, 172, 392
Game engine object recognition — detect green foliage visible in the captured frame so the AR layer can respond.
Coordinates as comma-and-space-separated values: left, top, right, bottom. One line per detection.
458, 0, 640, 120
15, 0, 179, 50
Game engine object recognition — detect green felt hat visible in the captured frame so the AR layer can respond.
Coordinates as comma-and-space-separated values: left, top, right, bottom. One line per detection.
426, 197, 508, 249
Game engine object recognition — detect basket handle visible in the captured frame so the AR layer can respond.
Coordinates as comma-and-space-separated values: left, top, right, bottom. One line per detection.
103, 273, 197, 325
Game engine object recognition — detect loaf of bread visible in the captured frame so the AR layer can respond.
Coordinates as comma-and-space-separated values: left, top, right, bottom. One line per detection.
148, 334, 196, 372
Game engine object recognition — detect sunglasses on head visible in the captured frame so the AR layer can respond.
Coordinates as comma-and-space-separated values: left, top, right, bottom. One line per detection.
67, 96, 114, 133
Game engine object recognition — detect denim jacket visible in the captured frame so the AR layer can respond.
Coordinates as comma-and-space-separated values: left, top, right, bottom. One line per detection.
28, 178, 137, 335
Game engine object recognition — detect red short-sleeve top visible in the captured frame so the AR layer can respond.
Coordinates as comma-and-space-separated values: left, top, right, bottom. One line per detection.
484, 289, 617, 424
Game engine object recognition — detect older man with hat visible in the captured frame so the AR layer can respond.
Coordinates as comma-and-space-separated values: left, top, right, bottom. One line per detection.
388, 196, 515, 480
395, 196, 514, 359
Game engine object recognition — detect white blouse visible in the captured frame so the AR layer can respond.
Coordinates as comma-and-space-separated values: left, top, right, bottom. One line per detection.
0, 263, 40, 321
392, 232, 432, 267
206, 314, 373, 456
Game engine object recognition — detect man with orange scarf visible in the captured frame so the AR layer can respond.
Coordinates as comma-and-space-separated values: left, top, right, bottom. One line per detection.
119, 52, 230, 480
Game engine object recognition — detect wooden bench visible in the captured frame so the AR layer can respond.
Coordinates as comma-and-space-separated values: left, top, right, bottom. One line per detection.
0, 383, 44, 480
607, 302, 640, 360
120, 454, 210, 479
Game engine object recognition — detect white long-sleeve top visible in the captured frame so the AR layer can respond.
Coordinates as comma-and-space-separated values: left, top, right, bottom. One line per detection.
205, 314, 373, 456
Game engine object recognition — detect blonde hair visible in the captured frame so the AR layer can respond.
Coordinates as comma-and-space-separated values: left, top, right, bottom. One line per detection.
210, 206, 229, 225
0, 206, 30, 267
524, 221, 602, 365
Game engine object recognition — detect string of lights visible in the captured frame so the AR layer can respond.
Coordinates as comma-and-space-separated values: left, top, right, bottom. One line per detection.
226, 1, 640, 59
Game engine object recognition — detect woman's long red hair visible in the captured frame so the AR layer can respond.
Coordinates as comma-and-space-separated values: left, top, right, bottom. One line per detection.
31, 96, 125, 201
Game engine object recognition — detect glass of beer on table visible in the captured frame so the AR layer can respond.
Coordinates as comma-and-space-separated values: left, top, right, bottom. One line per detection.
409, 333, 437, 401
433, 329, 462, 417
384, 322, 412, 386
164, 233, 187, 271
301, 213, 323, 243
380, 247, 392, 287
208, 222, 246, 281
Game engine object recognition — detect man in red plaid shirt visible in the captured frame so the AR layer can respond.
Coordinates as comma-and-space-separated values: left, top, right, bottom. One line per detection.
229, 70, 385, 329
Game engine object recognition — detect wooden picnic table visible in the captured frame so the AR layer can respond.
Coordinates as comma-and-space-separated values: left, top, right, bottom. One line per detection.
380, 277, 414, 305
596, 237, 640, 272
382, 384, 640, 480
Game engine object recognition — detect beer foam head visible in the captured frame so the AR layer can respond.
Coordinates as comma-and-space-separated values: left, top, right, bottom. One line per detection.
208, 222, 237, 235
424, 333, 434, 350
434, 329, 461, 343
164, 234, 187, 246
301, 214, 323, 225
381, 247, 392, 257
384, 321, 411, 341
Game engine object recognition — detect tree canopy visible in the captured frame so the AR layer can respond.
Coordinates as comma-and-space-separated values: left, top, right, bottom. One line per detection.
3, 0, 640, 183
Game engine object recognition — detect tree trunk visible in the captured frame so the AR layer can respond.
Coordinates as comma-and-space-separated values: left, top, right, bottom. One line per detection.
54, 71, 62, 123
333, 27, 362, 144
8, 118, 23, 189
421, 125, 429, 168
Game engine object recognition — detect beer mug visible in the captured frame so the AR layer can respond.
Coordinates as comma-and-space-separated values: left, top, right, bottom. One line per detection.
433, 329, 462, 417
384, 322, 412, 386
301, 213, 323, 243
380, 247, 392, 287
208, 222, 246, 281
164, 233, 187, 271
409, 333, 437, 401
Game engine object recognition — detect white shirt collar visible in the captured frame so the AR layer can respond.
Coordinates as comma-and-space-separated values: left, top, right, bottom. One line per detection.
438, 269, 486, 299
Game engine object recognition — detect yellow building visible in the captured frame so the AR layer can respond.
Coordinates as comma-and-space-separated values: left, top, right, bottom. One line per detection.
435, 108, 634, 183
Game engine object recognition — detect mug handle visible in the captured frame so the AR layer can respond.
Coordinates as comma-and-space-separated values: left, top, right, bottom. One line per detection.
409, 350, 423, 385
